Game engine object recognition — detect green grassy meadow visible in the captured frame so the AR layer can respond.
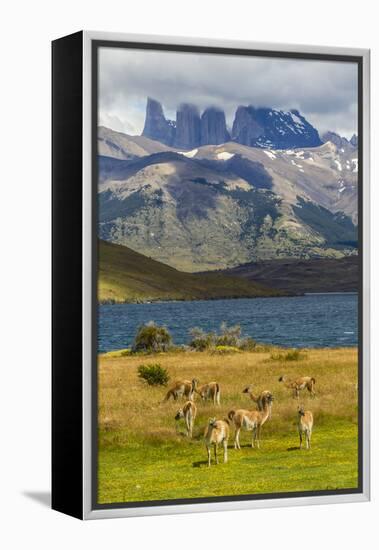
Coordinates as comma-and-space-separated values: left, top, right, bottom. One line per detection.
98, 347, 358, 504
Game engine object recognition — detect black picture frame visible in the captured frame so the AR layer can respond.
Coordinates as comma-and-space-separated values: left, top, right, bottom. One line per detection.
52, 31, 370, 520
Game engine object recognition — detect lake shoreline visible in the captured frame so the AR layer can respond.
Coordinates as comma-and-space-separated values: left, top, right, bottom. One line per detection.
99, 344, 358, 358
99, 289, 358, 306
98, 294, 358, 353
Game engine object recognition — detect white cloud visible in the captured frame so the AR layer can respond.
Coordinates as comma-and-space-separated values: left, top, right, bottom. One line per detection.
99, 46, 358, 139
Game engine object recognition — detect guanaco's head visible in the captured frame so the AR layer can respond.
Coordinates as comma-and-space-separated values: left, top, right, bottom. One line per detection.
242, 384, 253, 393
175, 408, 184, 420
191, 378, 199, 389
298, 406, 305, 416
195, 385, 205, 399
264, 392, 274, 404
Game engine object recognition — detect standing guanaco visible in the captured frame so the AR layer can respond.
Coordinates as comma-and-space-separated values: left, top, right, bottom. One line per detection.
297, 406, 313, 449
242, 385, 272, 414
175, 401, 197, 438
228, 393, 274, 449
278, 375, 316, 399
196, 382, 221, 405
204, 418, 230, 467
163, 378, 198, 402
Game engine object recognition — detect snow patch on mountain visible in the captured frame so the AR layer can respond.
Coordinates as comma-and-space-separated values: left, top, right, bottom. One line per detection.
217, 151, 235, 161
177, 149, 198, 158
263, 150, 277, 160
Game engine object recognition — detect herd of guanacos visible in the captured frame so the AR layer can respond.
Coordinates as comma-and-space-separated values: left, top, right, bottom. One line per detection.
163, 375, 316, 466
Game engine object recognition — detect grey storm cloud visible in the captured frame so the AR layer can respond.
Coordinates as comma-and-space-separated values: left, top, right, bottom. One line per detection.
98, 46, 358, 139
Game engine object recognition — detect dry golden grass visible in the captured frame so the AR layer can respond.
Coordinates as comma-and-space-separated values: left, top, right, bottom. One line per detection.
99, 348, 358, 437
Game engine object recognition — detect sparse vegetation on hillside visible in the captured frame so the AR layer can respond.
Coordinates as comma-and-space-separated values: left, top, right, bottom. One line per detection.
219, 255, 359, 294
98, 239, 284, 304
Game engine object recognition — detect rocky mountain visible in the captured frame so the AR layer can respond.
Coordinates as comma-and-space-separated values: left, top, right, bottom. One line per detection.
200, 107, 230, 145
232, 107, 322, 149
141, 98, 323, 150
350, 134, 358, 148
175, 103, 201, 149
98, 126, 358, 272
142, 98, 176, 146
321, 131, 358, 152
98, 125, 173, 160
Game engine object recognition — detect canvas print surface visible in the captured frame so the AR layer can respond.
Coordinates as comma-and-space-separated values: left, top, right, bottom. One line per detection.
96, 45, 360, 506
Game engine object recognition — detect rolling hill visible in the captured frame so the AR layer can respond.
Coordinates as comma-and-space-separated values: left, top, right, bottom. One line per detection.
218, 256, 359, 294
98, 239, 285, 303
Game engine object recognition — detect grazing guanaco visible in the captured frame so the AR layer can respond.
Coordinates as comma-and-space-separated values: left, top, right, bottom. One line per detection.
163, 378, 198, 402
175, 400, 197, 437
297, 406, 313, 449
228, 393, 274, 449
243, 385, 272, 414
278, 375, 316, 399
204, 418, 230, 467
196, 382, 221, 405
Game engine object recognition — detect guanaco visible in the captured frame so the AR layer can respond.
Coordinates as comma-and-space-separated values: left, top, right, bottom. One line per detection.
175, 400, 197, 438
163, 378, 198, 402
243, 385, 272, 414
204, 418, 230, 467
228, 393, 274, 449
278, 375, 316, 399
196, 382, 221, 405
297, 406, 313, 449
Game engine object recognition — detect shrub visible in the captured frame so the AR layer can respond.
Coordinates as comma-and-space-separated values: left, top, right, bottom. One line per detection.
270, 349, 307, 362
285, 349, 305, 361
133, 322, 172, 353
215, 323, 242, 347
189, 327, 216, 351
189, 323, 257, 352
212, 345, 242, 354
138, 363, 170, 386
238, 336, 257, 351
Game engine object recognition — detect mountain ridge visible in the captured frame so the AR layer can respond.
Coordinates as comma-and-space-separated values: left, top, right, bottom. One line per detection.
216, 256, 358, 294
142, 98, 323, 150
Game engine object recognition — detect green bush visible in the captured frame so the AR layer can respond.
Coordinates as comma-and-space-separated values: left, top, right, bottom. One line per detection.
138, 363, 170, 386
212, 345, 242, 354
238, 336, 257, 351
270, 349, 306, 362
189, 323, 257, 352
189, 327, 216, 351
216, 323, 242, 347
133, 322, 172, 353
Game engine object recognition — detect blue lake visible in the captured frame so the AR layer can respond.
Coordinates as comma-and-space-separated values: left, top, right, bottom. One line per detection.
98, 293, 358, 353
